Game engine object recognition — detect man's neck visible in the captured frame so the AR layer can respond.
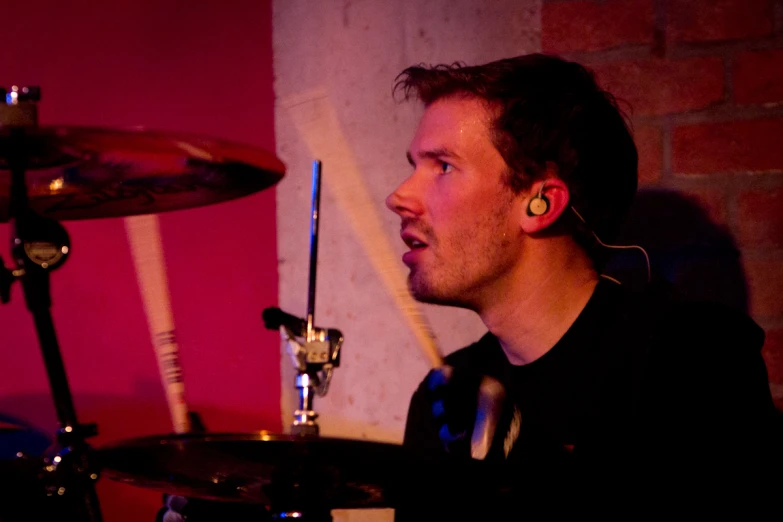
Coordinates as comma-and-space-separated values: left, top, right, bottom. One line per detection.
478, 241, 599, 366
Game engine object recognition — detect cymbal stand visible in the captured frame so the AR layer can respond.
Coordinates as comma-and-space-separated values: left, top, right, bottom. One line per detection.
261, 160, 344, 520
0, 86, 102, 522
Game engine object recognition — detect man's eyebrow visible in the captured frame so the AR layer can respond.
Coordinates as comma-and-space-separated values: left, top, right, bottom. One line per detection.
406, 148, 461, 166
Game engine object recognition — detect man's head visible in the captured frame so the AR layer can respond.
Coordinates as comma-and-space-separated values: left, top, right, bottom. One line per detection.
386, 54, 638, 309
386, 95, 526, 308
393, 54, 638, 258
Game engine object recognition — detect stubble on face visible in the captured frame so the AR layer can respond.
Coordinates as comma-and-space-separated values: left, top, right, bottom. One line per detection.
395, 95, 522, 311
408, 187, 517, 310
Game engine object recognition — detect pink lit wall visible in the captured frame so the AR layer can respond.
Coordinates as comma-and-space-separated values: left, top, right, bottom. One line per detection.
0, 1, 280, 520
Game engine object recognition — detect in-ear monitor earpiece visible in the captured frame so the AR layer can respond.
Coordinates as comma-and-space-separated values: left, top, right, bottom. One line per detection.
527, 183, 549, 216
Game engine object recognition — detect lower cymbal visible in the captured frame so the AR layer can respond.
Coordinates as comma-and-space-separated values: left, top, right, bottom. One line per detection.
98, 432, 406, 508
0, 126, 285, 221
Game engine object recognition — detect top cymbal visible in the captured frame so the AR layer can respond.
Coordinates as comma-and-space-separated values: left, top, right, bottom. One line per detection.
0, 126, 286, 221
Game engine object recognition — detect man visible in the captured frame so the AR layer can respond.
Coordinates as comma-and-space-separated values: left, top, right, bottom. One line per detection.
386, 54, 780, 518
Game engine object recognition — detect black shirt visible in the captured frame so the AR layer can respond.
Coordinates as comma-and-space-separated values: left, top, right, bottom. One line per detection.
398, 279, 781, 519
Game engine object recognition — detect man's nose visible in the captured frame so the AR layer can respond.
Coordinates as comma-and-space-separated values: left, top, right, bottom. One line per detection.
385, 188, 402, 215
386, 175, 422, 217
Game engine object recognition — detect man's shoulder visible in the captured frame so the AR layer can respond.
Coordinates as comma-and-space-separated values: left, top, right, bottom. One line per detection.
610, 280, 764, 349
643, 282, 764, 353
625, 282, 769, 413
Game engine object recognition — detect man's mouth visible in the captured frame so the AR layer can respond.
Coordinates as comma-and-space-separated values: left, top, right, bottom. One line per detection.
401, 231, 429, 266
401, 232, 428, 251
405, 239, 427, 250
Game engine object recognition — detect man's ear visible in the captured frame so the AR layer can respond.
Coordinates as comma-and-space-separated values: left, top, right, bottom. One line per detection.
519, 175, 570, 234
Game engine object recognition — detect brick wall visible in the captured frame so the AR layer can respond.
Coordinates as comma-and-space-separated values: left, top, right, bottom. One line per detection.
542, 0, 783, 407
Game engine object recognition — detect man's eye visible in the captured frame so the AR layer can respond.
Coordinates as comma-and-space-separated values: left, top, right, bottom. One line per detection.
439, 161, 453, 174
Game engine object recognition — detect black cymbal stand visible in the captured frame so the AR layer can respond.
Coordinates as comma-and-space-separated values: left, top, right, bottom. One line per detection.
0, 86, 102, 522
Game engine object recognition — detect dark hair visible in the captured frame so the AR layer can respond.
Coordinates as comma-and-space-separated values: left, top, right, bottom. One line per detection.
394, 54, 638, 265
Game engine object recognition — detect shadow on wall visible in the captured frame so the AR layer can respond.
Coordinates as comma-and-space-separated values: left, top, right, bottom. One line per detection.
604, 188, 748, 314
604, 188, 783, 422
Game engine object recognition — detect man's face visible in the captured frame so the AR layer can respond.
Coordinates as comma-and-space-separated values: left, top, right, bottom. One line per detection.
386, 96, 524, 309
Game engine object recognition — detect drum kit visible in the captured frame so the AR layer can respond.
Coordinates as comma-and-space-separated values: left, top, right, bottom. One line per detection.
0, 86, 480, 521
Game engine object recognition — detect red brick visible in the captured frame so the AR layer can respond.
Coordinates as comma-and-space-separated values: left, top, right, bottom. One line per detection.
592, 57, 724, 116
734, 49, 783, 105
633, 124, 662, 184
672, 118, 783, 174
669, 0, 773, 43
762, 328, 783, 384
745, 259, 783, 318
737, 188, 783, 248
542, 0, 655, 53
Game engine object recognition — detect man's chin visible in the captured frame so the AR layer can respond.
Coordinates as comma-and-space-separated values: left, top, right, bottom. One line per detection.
407, 273, 434, 302
408, 277, 466, 308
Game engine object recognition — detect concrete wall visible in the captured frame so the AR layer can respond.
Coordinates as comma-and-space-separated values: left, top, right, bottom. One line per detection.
273, 1, 539, 518
273, 0, 540, 439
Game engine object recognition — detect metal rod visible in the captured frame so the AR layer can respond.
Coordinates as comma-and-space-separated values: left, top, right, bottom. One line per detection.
9, 130, 79, 427
30, 306, 79, 426
306, 160, 322, 342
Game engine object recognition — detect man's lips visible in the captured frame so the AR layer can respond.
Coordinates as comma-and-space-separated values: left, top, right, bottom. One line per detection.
402, 247, 426, 267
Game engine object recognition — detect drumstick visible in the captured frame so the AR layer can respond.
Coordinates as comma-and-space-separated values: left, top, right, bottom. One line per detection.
283, 89, 443, 369
124, 214, 191, 433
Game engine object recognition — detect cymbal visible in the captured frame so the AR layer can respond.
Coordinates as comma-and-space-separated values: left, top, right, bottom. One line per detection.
0, 126, 285, 221
98, 432, 406, 508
